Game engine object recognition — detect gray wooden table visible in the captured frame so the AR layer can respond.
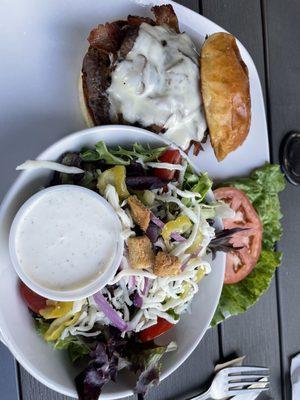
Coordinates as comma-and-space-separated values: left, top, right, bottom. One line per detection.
1, 0, 300, 399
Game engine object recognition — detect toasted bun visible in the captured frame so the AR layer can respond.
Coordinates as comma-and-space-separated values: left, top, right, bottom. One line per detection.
78, 74, 95, 128
200, 33, 251, 161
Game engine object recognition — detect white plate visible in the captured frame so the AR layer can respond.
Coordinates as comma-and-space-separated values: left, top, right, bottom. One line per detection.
0, 0, 269, 182
0, 0, 269, 398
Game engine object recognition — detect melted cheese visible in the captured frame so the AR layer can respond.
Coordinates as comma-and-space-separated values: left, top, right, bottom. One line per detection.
107, 23, 206, 149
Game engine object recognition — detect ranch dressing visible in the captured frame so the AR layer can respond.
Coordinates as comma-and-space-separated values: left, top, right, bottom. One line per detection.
107, 23, 207, 150
14, 186, 119, 291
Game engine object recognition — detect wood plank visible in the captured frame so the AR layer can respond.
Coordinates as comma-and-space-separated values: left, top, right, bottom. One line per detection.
262, 0, 300, 399
201, 1, 283, 399
19, 368, 71, 400
0, 343, 19, 400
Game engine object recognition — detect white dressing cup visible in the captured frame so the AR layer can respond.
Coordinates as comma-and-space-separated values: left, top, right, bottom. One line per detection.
9, 185, 124, 301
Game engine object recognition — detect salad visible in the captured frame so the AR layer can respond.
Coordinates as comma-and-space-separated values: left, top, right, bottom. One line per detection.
17, 141, 284, 399
18, 141, 233, 399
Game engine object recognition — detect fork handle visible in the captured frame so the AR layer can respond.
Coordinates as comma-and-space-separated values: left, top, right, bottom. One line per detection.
185, 389, 211, 400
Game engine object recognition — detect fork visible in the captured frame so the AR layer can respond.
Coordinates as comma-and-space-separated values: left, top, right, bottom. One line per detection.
185, 366, 270, 400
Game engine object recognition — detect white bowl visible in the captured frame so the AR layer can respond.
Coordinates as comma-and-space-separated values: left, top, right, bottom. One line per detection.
0, 125, 225, 399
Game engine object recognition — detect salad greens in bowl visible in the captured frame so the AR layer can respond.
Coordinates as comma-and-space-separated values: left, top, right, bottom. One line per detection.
0, 126, 226, 399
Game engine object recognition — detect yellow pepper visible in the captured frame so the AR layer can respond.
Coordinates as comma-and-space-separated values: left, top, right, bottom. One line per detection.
179, 268, 205, 300
97, 165, 129, 200
195, 267, 205, 283
186, 230, 203, 254
44, 311, 80, 342
40, 301, 74, 319
180, 282, 191, 300
162, 215, 192, 243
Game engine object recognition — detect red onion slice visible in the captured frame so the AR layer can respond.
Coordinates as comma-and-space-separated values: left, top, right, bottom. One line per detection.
93, 292, 128, 331
150, 212, 165, 228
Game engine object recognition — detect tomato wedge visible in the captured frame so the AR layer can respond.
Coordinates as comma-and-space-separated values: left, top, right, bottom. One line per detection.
154, 149, 181, 181
139, 317, 174, 342
213, 187, 263, 284
19, 281, 47, 314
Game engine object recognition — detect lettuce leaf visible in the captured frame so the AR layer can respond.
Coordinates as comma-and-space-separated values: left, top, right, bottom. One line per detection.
81, 141, 130, 165
34, 317, 90, 362
80, 141, 167, 165
127, 341, 177, 399
211, 164, 285, 326
55, 335, 90, 363
129, 342, 176, 398
130, 346, 165, 397
110, 142, 167, 162
212, 250, 282, 325
34, 317, 50, 336
183, 166, 212, 198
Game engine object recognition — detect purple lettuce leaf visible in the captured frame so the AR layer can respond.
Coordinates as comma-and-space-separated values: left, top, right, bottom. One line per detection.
126, 342, 171, 398
135, 364, 160, 398
145, 222, 161, 243
126, 162, 147, 177
75, 364, 111, 400
75, 328, 127, 400
74, 329, 172, 400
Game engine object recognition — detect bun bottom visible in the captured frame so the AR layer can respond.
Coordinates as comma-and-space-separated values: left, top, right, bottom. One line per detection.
78, 74, 95, 128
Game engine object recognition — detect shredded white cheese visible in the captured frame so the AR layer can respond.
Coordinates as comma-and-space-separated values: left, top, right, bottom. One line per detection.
104, 184, 135, 241
109, 268, 157, 285
145, 162, 184, 171
16, 160, 84, 174
168, 183, 203, 199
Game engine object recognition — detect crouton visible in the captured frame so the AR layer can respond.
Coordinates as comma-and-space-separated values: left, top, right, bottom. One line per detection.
127, 195, 150, 231
128, 235, 154, 270
154, 251, 181, 277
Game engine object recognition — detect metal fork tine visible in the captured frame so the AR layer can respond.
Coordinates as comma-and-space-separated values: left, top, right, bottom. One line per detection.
229, 374, 270, 382
227, 366, 269, 375
228, 386, 270, 396
228, 380, 269, 388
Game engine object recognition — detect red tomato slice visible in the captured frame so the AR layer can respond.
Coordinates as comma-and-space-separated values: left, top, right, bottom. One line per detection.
19, 281, 47, 314
139, 317, 173, 342
213, 187, 263, 284
154, 149, 181, 181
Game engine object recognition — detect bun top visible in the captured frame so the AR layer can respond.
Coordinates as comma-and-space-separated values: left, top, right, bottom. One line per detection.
201, 32, 251, 161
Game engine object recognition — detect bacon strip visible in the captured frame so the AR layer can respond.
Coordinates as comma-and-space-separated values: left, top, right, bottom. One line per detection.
152, 4, 179, 33
87, 22, 123, 53
82, 47, 112, 125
